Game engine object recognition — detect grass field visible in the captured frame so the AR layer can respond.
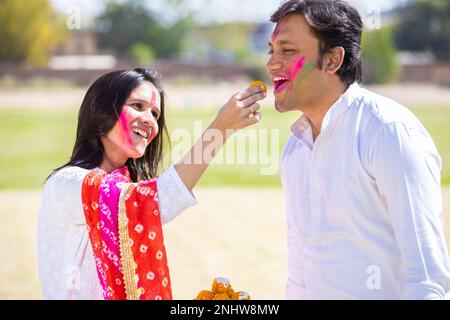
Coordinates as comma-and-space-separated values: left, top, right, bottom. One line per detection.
2, 187, 450, 299
0, 106, 449, 189
1, 104, 450, 299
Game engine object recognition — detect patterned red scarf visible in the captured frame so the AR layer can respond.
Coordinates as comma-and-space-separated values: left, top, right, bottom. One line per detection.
81, 167, 172, 300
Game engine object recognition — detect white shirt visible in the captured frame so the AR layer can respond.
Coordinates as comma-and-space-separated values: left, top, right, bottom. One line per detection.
281, 83, 450, 300
37, 165, 196, 299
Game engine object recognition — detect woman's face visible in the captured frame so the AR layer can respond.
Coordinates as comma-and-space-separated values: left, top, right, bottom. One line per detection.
101, 81, 161, 167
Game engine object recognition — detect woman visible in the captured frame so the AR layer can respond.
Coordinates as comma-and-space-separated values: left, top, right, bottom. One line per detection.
37, 68, 265, 300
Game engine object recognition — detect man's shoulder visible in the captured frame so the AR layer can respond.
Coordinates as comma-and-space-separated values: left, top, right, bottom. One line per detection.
357, 86, 419, 128
350, 86, 431, 162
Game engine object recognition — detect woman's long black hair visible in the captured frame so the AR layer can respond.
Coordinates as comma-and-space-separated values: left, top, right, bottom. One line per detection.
50, 68, 169, 182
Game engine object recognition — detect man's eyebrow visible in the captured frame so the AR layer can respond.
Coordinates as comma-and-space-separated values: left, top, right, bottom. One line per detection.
268, 39, 296, 46
278, 40, 296, 45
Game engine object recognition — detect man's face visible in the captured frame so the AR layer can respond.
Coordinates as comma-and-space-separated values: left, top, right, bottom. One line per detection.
267, 14, 325, 113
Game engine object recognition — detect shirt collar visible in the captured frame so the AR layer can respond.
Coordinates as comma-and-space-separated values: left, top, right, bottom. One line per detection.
290, 114, 314, 148
290, 82, 362, 143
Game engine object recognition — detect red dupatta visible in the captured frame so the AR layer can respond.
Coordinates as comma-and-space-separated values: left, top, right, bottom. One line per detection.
81, 167, 172, 300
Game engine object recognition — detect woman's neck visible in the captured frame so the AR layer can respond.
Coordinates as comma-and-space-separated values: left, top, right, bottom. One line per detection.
99, 154, 126, 173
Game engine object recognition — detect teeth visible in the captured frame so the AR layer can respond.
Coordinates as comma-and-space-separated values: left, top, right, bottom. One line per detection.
274, 76, 288, 81
132, 128, 148, 139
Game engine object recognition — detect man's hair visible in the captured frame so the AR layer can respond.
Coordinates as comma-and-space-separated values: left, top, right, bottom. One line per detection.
271, 0, 363, 85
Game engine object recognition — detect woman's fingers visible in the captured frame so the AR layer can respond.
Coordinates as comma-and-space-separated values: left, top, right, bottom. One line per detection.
237, 92, 266, 108
243, 111, 262, 126
214, 84, 266, 131
235, 85, 266, 101
243, 103, 261, 117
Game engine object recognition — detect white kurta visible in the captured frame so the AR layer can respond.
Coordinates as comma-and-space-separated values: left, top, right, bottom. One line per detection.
281, 83, 450, 299
37, 165, 196, 299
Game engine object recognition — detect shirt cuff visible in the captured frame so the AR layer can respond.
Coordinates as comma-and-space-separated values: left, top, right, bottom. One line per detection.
157, 165, 197, 224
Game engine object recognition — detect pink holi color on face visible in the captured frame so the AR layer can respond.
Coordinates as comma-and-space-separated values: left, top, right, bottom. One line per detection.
288, 56, 306, 80
274, 56, 309, 93
119, 109, 133, 146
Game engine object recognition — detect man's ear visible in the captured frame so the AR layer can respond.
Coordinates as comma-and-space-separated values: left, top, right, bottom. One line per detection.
325, 46, 345, 74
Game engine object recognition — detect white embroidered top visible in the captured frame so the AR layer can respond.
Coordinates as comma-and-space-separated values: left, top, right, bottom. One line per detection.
37, 165, 196, 299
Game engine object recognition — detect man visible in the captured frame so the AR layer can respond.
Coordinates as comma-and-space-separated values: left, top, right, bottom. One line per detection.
267, 0, 450, 299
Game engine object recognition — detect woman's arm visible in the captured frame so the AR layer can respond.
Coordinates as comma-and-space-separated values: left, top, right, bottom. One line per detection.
175, 85, 266, 190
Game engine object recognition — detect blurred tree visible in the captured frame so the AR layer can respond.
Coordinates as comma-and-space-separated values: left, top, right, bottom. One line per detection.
130, 43, 155, 64
95, 1, 149, 56
362, 26, 400, 84
196, 22, 256, 63
393, 0, 450, 61
146, 16, 195, 59
95, 0, 194, 60
0, 0, 66, 66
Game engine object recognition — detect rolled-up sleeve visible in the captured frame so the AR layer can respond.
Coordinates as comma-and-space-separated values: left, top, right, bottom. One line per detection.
157, 165, 197, 224
370, 121, 450, 299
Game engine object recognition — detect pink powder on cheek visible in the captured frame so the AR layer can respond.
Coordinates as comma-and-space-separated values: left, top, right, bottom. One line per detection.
119, 109, 133, 147
288, 56, 306, 80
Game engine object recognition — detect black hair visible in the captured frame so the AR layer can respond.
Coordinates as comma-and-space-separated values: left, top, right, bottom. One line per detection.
49, 68, 168, 182
271, 0, 363, 84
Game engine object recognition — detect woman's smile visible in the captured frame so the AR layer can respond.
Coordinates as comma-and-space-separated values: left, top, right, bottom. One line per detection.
129, 124, 153, 146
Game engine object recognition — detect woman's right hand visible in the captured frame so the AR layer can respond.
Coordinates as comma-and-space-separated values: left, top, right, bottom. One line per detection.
211, 85, 267, 132
174, 84, 266, 191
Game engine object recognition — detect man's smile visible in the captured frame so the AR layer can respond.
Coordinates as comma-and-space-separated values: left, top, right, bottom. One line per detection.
272, 74, 290, 93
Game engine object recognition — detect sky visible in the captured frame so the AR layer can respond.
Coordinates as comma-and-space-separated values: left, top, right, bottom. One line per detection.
52, 0, 409, 26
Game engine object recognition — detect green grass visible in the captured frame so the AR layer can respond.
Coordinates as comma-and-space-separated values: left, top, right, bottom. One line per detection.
0, 106, 449, 189
409, 107, 450, 185
0, 109, 78, 189
165, 108, 297, 187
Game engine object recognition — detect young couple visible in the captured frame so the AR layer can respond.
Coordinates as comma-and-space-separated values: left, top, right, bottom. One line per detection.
38, 0, 450, 300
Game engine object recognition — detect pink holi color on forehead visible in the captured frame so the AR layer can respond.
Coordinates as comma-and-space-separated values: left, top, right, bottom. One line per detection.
271, 24, 281, 44
150, 90, 157, 108
288, 56, 306, 80
119, 109, 133, 146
